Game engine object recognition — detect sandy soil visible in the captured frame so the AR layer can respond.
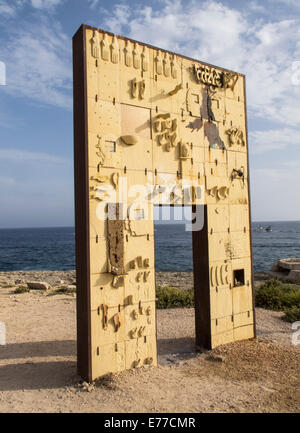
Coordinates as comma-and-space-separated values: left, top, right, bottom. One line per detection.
0, 271, 299, 413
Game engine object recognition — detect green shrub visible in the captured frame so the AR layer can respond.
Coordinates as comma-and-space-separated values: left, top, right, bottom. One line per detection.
156, 279, 300, 324
156, 286, 194, 309
282, 307, 300, 323
14, 286, 30, 294
255, 279, 300, 311
48, 286, 76, 296
2, 283, 15, 288
13, 285, 30, 294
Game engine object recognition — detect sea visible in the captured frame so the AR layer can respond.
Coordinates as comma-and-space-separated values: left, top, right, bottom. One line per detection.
0, 221, 299, 273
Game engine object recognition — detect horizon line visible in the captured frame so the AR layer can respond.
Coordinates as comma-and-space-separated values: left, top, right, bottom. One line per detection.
0, 219, 300, 230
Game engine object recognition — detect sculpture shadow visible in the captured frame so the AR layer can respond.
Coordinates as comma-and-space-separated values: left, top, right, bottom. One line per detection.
0, 338, 203, 390
0, 340, 76, 360
157, 336, 201, 365
149, 92, 170, 103
0, 360, 77, 391
0, 340, 78, 391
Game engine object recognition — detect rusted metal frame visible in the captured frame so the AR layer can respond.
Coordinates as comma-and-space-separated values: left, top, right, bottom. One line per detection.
243, 76, 257, 338
192, 204, 212, 349
73, 24, 92, 381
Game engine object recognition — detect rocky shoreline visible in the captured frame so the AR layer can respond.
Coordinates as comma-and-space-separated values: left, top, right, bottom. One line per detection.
0, 270, 270, 291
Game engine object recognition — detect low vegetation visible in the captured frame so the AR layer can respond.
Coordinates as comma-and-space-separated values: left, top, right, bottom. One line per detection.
156, 286, 194, 309
2, 283, 16, 289
13, 285, 30, 294
156, 279, 300, 323
48, 286, 76, 296
255, 279, 300, 322
281, 307, 300, 323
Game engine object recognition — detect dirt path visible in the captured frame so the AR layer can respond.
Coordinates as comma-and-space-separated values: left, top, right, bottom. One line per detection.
0, 278, 299, 413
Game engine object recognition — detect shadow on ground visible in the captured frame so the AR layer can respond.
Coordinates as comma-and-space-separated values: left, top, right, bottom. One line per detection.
0, 340, 78, 391
0, 340, 76, 360
0, 360, 77, 391
0, 336, 201, 390
157, 337, 201, 365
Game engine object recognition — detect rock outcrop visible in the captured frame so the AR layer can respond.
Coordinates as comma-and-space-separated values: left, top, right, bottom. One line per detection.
269, 258, 300, 283
27, 281, 51, 291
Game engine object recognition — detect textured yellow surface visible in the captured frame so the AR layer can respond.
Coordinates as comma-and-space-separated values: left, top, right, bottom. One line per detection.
82, 27, 254, 379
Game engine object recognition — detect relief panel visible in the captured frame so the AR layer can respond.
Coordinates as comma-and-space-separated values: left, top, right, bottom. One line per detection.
75, 27, 253, 380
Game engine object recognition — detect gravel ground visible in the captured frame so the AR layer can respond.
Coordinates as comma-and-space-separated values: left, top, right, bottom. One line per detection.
0, 270, 299, 413
0, 270, 269, 290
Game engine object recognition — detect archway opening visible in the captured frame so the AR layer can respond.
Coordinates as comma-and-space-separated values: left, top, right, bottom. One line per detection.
153, 205, 198, 364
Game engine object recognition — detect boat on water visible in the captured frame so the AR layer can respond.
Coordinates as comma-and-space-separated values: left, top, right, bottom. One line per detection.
265, 225, 272, 232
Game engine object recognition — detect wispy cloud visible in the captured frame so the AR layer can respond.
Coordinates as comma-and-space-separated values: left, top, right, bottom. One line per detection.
30, 0, 63, 10
88, 0, 99, 9
251, 163, 300, 220
281, 160, 300, 167
0, 176, 16, 185
0, 148, 69, 165
272, 0, 300, 8
1, 0, 300, 158
249, 128, 300, 154
0, 17, 72, 109
101, 0, 300, 130
0, 0, 17, 16
248, 1, 267, 14
0, 0, 63, 16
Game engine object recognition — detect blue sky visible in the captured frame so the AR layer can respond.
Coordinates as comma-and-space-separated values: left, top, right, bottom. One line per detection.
0, 0, 299, 228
